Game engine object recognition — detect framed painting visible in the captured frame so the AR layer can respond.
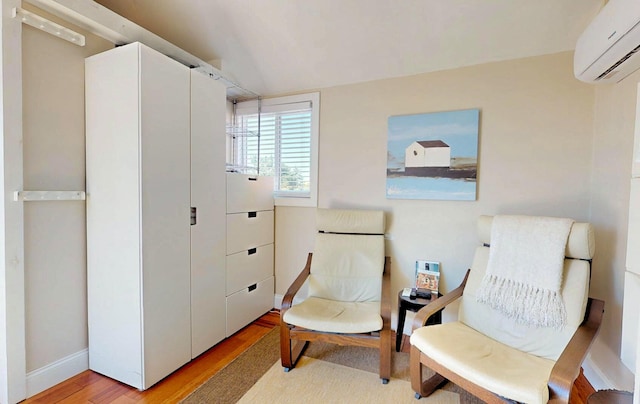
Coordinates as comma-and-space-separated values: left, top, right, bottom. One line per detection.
386, 109, 480, 201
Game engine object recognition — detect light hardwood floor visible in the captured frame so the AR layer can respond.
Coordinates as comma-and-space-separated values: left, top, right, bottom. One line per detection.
22, 312, 280, 404
23, 310, 595, 403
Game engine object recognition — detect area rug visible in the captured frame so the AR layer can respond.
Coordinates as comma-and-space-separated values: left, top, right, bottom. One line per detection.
237, 356, 457, 403
181, 327, 481, 403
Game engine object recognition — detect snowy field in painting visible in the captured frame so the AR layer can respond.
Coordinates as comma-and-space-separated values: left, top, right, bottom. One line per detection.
386, 176, 476, 201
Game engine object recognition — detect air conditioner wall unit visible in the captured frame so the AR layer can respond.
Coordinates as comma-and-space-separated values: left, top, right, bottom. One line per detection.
574, 0, 640, 84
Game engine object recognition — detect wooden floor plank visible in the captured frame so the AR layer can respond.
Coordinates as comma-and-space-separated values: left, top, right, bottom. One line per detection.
23, 310, 595, 403
104, 397, 137, 404
58, 379, 123, 404
86, 381, 132, 404
25, 379, 87, 403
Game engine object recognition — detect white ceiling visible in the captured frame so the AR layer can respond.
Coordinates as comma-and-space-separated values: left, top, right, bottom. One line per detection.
93, 0, 604, 97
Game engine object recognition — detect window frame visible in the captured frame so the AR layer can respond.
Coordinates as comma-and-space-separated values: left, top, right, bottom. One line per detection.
234, 92, 320, 207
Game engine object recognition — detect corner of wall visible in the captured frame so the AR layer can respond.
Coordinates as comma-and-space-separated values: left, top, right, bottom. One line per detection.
274, 294, 283, 310
583, 337, 634, 392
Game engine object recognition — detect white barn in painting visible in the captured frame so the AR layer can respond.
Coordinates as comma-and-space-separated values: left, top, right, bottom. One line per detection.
405, 140, 451, 168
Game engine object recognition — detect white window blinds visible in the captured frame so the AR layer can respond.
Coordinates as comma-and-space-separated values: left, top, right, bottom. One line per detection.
233, 94, 318, 206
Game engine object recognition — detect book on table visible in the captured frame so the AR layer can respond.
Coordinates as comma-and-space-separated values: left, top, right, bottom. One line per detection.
415, 260, 440, 298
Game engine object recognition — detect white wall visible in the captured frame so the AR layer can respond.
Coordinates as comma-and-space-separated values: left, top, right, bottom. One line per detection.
589, 68, 640, 390
276, 51, 606, 340
21, 4, 111, 395
590, 68, 640, 352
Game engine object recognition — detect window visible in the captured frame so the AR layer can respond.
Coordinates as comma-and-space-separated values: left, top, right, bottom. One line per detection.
232, 92, 319, 207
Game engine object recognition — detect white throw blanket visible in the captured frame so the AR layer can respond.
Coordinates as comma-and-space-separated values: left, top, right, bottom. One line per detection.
476, 215, 574, 328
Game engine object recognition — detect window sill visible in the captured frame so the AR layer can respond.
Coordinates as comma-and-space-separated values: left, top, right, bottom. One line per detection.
274, 195, 317, 208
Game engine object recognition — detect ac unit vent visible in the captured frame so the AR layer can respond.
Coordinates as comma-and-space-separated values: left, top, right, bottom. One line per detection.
596, 43, 640, 80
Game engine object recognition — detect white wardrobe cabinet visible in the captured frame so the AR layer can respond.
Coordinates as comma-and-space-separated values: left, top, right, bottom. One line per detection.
225, 173, 275, 336
86, 42, 226, 390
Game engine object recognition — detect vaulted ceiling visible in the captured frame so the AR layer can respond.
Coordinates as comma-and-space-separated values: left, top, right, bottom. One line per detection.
93, 0, 604, 96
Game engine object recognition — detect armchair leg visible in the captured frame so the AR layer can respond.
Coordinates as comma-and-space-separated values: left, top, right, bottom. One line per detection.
380, 327, 391, 383
410, 345, 423, 395
418, 374, 448, 397
410, 345, 447, 398
280, 324, 293, 369
280, 324, 308, 370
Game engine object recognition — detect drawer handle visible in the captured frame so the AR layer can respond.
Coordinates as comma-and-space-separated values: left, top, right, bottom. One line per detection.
248, 248, 257, 255
248, 283, 257, 292
248, 211, 257, 218
248, 177, 258, 181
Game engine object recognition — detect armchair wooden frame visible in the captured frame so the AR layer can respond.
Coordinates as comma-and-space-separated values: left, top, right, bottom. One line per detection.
410, 269, 605, 403
280, 253, 392, 383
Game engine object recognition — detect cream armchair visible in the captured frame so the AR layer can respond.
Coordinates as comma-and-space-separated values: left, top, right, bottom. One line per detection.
280, 208, 391, 383
410, 215, 604, 403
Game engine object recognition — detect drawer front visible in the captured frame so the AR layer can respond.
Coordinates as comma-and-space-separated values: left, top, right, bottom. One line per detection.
226, 173, 274, 213
226, 210, 274, 255
226, 244, 274, 295
226, 276, 274, 336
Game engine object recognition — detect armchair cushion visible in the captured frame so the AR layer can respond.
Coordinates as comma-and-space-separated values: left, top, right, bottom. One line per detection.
282, 297, 382, 333
316, 208, 385, 234
410, 321, 555, 404
308, 233, 384, 302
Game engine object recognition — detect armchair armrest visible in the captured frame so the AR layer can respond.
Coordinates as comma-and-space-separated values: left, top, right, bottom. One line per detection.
381, 257, 392, 329
412, 269, 470, 331
548, 297, 605, 403
281, 253, 313, 313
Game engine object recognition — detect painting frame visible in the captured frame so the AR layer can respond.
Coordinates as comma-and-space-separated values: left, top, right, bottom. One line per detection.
386, 109, 480, 201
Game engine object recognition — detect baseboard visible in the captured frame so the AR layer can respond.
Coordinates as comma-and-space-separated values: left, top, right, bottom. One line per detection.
26, 349, 88, 398
582, 338, 634, 392
583, 355, 612, 391
274, 293, 283, 310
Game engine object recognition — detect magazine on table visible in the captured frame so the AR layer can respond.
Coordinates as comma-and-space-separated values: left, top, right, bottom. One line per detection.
415, 260, 440, 296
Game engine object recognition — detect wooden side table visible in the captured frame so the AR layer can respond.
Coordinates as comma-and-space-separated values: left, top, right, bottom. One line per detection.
396, 290, 443, 352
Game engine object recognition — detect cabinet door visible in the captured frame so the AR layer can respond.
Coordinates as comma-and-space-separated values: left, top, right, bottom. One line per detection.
86, 42, 145, 389
139, 44, 191, 388
622, 271, 640, 372
190, 70, 227, 357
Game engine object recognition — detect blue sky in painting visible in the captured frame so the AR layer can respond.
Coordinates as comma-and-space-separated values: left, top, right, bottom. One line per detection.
387, 109, 479, 169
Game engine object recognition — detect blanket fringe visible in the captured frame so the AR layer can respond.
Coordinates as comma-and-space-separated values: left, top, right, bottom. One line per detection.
476, 274, 567, 328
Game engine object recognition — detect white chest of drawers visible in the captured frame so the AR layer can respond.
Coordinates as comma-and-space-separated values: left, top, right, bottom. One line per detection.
225, 173, 275, 336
